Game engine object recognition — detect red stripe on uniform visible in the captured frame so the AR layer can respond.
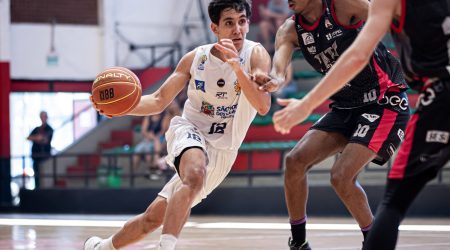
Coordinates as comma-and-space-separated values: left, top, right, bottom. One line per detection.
368, 108, 398, 154
372, 56, 402, 99
389, 114, 419, 179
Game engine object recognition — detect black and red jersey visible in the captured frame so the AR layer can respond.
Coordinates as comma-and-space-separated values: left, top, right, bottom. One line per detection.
294, 0, 408, 108
391, 0, 450, 88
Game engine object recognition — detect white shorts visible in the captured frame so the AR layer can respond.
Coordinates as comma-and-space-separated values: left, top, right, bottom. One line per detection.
158, 116, 238, 207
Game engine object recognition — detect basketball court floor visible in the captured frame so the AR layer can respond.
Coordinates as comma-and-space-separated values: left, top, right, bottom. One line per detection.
1, 214, 450, 249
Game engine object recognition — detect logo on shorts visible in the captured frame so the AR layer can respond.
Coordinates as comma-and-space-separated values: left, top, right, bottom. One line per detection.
397, 129, 405, 141
362, 113, 380, 123
301, 32, 315, 45
201, 101, 215, 117
426, 130, 449, 144
387, 143, 396, 157
195, 80, 205, 92
378, 95, 409, 111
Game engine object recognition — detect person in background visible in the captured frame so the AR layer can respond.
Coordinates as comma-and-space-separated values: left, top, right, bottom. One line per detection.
132, 113, 165, 176
258, 0, 292, 53
27, 111, 53, 189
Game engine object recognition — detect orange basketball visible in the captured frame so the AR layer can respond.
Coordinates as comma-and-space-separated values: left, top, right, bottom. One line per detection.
91, 67, 142, 116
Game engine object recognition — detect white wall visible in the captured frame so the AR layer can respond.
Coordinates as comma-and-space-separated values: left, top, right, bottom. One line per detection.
0, 0, 10, 61
10, 0, 214, 80
11, 24, 102, 79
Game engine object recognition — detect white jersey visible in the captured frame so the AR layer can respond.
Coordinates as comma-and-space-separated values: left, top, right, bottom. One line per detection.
182, 39, 259, 151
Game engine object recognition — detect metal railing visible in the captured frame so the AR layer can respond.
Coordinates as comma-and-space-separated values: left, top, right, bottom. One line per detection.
11, 149, 450, 190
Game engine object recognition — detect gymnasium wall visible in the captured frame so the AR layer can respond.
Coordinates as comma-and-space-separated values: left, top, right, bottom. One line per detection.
9, 0, 213, 80
0, 0, 12, 205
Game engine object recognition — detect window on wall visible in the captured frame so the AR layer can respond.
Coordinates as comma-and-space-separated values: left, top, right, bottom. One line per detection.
10, 92, 97, 177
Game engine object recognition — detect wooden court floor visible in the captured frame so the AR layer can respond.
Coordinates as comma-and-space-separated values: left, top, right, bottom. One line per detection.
1, 214, 450, 249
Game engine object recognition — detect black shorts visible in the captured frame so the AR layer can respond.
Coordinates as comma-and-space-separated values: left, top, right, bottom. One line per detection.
311, 92, 410, 165
389, 79, 450, 180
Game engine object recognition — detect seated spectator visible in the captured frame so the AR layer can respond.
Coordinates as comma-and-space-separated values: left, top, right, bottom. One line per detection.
132, 113, 165, 175
258, 0, 291, 53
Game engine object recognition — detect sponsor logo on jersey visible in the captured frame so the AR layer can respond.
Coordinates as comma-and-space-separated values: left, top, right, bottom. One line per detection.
362, 113, 380, 123
195, 80, 205, 92
314, 41, 339, 70
217, 78, 225, 88
324, 18, 333, 29
301, 32, 315, 45
378, 95, 408, 110
216, 92, 227, 99
325, 29, 343, 41
426, 130, 449, 144
398, 129, 405, 141
234, 80, 241, 95
197, 54, 207, 70
201, 101, 215, 117
216, 104, 238, 119
306, 46, 317, 54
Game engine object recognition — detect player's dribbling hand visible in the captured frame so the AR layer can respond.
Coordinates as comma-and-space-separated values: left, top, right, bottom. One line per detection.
90, 95, 113, 119
273, 98, 312, 134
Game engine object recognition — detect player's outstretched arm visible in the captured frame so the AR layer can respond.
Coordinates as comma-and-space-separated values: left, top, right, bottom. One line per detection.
272, 0, 398, 134
215, 39, 271, 115
258, 19, 298, 93
127, 50, 195, 116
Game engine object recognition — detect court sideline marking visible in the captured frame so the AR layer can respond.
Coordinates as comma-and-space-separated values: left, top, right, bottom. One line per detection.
1, 218, 450, 232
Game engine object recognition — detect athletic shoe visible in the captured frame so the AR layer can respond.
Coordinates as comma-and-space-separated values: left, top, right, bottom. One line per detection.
84, 236, 103, 250
288, 237, 312, 250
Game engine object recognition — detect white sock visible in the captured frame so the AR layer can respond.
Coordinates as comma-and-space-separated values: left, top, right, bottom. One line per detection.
100, 236, 117, 250
158, 234, 178, 250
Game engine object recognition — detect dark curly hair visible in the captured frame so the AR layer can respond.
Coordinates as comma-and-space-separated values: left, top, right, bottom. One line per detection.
208, 0, 252, 24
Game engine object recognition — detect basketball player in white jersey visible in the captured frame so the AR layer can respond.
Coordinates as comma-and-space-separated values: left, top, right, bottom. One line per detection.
84, 1, 271, 249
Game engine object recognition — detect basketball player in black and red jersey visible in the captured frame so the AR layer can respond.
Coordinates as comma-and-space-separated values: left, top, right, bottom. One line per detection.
267, 0, 450, 249
255, 0, 410, 249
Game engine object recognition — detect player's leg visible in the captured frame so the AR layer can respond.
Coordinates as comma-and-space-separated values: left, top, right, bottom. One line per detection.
156, 117, 209, 250
363, 168, 439, 250
113, 196, 167, 248
334, 96, 410, 239
285, 129, 348, 218
329, 143, 376, 230
285, 129, 348, 249
161, 147, 207, 238
84, 196, 167, 250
